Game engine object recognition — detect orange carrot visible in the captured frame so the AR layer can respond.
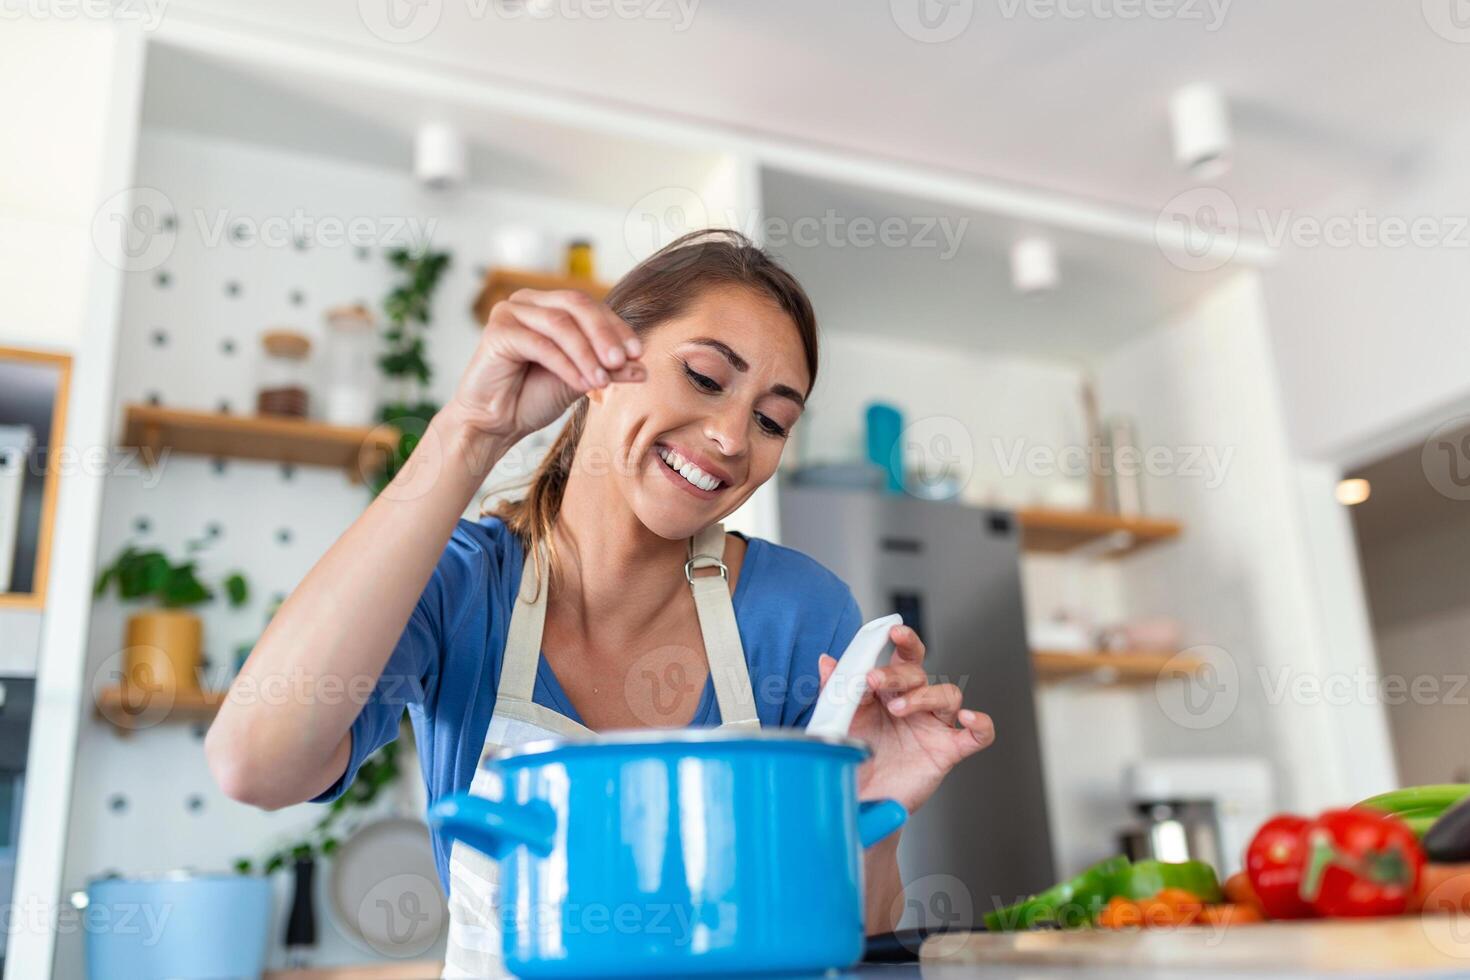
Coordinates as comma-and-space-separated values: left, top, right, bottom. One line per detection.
1413, 864, 1470, 915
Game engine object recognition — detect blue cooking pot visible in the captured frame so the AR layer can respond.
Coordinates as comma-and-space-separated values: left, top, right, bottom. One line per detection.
78, 871, 271, 980
430, 729, 907, 977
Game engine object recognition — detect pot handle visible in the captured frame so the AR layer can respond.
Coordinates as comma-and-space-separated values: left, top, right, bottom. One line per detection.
429, 792, 557, 860
858, 799, 907, 848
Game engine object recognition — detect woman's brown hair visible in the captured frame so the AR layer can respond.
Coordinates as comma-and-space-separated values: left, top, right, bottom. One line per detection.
488, 228, 818, 587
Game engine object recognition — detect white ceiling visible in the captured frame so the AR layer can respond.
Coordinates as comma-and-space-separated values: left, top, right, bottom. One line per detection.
149, 1, 1470, 358
140, 46, 727, 207
762, 168, 1240, 358
165, 0, 1467, 225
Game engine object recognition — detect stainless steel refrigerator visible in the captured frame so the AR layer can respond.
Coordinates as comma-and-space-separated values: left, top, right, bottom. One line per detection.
779, 485, 1055, 930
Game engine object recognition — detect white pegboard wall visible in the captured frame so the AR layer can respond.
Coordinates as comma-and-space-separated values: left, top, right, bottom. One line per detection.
56, 128, 636, 976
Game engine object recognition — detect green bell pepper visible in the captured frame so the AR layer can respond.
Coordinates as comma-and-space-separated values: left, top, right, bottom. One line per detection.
983, 856, 1131, 931
983, 857, 1222, 931
1117, 859, 1221, 903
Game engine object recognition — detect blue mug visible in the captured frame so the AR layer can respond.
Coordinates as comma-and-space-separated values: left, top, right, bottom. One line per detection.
431, 729, 907, 977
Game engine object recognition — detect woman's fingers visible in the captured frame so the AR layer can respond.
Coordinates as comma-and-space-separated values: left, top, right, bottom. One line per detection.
486, 317, 588, 395
515, 289, 642, 370
955, 709, 997, 753
889, 625, 926, 663
887, 682, 963, 721
817, 653, 836, 689
504, 301, 610, 389
867, 659, 929, 695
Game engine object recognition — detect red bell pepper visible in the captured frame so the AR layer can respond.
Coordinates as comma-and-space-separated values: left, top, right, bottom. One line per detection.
1299, 808, 1424, 918
1245, 814, 1317, 919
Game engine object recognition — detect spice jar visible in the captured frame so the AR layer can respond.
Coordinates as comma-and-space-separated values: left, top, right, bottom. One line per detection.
323, 305, 377, 427
257, 329, 312, 418
566, 239, 595, 280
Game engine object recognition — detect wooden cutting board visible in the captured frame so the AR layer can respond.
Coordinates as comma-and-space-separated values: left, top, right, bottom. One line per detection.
921, 917, 1470, 973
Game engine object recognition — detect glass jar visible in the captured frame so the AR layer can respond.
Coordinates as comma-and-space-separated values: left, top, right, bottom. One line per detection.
566, 239, 595, 280
257, 329, 311, 418
323, 305, 377, 427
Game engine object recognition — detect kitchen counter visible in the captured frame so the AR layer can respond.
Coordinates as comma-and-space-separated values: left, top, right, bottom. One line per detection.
265, 915, 1470, 980
264, 961, 1460, 979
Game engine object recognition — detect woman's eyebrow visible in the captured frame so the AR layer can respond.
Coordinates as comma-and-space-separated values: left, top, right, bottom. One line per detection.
687, 337, 806, 407
688, 337, 748, 371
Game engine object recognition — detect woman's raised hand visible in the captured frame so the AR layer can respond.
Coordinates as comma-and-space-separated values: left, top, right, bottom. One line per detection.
448, 289, 646, 446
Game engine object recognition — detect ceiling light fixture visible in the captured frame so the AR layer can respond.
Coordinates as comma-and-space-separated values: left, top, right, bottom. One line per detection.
414, 122, 467, 191
1010, 237, 1058, 294
1169, 83, 1233, 180
1335, 478, 1371, 506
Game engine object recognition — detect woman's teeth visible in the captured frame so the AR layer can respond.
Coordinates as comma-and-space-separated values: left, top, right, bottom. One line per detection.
656, 447, 723, 492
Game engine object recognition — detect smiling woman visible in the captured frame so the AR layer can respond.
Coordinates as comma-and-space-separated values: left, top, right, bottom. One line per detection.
205, 228, 995, 978
489, 231, 818, 581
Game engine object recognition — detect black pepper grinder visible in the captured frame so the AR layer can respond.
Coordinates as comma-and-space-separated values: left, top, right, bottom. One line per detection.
284, 856, 317, 968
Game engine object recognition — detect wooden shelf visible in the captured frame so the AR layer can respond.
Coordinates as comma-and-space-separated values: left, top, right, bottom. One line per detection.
472, 267, 611, 325
95, 684, 225, 733
1016, 508, 1182, 557
121, 404, 398, 482
1032, 650, 1203, 684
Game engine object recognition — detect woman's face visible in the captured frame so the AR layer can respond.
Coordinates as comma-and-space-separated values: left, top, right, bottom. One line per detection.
581, 284, 810, 541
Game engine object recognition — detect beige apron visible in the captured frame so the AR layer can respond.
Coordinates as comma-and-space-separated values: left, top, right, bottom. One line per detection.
441, 524, 760, 978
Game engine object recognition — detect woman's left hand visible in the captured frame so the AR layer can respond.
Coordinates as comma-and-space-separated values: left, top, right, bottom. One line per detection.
817, 625, 995, 815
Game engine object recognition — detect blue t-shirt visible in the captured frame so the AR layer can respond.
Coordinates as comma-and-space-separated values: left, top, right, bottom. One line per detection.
315, 517, 863, 888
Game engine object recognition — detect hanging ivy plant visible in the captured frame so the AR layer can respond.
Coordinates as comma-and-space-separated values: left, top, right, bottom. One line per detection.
234, 720, 407, 875
373, 246, 453, 495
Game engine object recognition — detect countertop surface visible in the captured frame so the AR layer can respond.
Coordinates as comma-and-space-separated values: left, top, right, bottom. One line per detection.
265, 962, 1461, 979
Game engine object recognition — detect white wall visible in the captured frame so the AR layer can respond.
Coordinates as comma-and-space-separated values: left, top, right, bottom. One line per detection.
1, 21, 144, 980
798, 331, 1090, 510
1097, 272, 1396, 812
1263, 120, 1470, 463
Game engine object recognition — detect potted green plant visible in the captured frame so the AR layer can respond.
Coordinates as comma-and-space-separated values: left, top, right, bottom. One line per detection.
94, 543, 248, 695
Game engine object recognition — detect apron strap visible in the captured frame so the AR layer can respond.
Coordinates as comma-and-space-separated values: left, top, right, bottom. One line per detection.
687, 525, 761, 728
498, 545, 549, 703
